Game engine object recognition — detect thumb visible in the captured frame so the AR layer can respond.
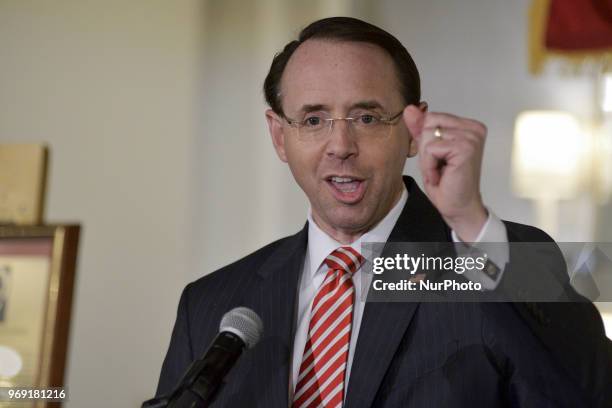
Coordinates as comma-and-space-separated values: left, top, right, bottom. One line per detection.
403, 104, 425, 142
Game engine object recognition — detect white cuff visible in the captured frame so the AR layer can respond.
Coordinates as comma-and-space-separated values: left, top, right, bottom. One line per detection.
451, 209, 509, 290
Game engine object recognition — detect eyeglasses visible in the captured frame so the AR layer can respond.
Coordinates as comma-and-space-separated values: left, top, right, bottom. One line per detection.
284, 109, 404, 141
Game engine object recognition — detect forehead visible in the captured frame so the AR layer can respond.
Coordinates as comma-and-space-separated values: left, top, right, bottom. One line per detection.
280, 39, 404, 114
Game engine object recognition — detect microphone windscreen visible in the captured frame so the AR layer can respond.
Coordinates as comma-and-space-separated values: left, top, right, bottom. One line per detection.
219, 307, 263, 349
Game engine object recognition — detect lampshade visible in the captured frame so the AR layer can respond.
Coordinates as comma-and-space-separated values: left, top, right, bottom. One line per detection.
603, 73, 612, 113
512, 111, 586, 200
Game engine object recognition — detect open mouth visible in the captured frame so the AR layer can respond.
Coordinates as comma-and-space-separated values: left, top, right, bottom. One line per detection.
325, 176, 366, 204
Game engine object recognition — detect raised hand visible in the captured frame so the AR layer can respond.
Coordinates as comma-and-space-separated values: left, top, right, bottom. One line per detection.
403, 105, 488, 241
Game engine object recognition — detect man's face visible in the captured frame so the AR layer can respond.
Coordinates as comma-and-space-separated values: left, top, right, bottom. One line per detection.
266, 39, 418, 242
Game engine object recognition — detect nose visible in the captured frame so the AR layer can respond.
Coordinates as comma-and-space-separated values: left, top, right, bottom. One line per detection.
325, 119, 358, 160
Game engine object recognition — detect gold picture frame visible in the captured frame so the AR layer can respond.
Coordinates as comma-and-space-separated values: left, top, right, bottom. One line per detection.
0, 225, 79, 408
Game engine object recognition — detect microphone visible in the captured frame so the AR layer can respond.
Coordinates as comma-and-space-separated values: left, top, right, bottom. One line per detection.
143, 307, 263, 408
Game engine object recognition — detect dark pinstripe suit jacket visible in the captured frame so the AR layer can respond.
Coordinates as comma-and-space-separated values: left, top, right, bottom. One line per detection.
155, 177, 612, 407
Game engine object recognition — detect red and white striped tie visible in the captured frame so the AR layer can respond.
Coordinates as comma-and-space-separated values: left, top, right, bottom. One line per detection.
293, 246, 365, 408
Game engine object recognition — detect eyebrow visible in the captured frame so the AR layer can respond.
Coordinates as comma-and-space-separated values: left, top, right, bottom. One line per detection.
299, 104, 329, 114
351, 100, 386, 111
296, 100, 387, 114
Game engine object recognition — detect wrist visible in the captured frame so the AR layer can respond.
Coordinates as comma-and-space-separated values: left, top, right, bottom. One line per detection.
445, 203, 488, 242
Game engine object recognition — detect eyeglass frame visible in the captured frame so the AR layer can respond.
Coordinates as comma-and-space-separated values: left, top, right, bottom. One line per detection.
282, 109, 405, 138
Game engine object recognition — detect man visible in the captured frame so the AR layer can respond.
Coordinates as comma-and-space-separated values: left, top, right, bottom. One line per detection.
155, 17, 611, 407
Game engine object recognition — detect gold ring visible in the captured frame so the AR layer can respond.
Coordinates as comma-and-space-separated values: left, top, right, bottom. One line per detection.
434, 126, 443, 139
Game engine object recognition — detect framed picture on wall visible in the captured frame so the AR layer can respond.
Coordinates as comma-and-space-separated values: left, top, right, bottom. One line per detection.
0, 225, 79, 407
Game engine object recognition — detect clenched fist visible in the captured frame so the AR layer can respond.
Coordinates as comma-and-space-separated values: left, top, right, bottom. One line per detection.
403, 105, 488, 242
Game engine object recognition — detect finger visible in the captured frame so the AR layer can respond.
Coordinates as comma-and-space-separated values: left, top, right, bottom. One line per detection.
422, 127, 483, 144
402, 104, 425, 141
423, 112, 487, 137
424, 130, 483, 165
420, 139, 455, 186
417, 128, 448, 182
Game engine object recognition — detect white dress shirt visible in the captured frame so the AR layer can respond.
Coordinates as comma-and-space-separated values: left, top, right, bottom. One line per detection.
289, 185, 509, 398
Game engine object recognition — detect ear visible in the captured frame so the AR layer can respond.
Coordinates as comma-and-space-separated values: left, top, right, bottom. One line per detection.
407, 136, 418, 157
403, 101, 428, 157
265, 109, 288, 162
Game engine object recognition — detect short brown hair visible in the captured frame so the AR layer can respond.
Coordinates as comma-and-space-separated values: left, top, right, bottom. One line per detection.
263, 16, 421, 116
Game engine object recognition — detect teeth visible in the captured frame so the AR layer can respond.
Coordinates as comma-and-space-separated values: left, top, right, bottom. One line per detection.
330, 176, 360, 193
331, 176, 355, 183
336, 183, 357, 193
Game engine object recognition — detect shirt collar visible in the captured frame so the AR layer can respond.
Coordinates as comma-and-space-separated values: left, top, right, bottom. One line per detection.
306, 185, 408, 279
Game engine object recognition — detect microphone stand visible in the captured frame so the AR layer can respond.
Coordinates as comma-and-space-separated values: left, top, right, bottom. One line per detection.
142, 332, 245, 408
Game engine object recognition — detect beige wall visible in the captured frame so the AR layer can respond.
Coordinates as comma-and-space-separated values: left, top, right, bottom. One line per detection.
0, 1, 609, 407
0, 1, 202, 406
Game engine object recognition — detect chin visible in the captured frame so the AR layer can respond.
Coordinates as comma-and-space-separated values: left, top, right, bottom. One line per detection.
324, 206, 372, 231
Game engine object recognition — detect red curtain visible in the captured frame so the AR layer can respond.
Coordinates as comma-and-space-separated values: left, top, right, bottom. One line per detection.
545, 0, 612, 50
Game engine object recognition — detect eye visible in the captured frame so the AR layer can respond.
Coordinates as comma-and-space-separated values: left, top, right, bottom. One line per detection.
303, 116, 323, 127
358, 114, 379, 125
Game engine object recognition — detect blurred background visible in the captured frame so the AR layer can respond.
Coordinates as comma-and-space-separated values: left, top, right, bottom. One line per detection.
0, 0, 611, 406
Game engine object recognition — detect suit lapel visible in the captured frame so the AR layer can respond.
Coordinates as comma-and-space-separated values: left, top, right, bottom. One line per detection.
237, 225, 308, 408
345, 176, 450, 408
